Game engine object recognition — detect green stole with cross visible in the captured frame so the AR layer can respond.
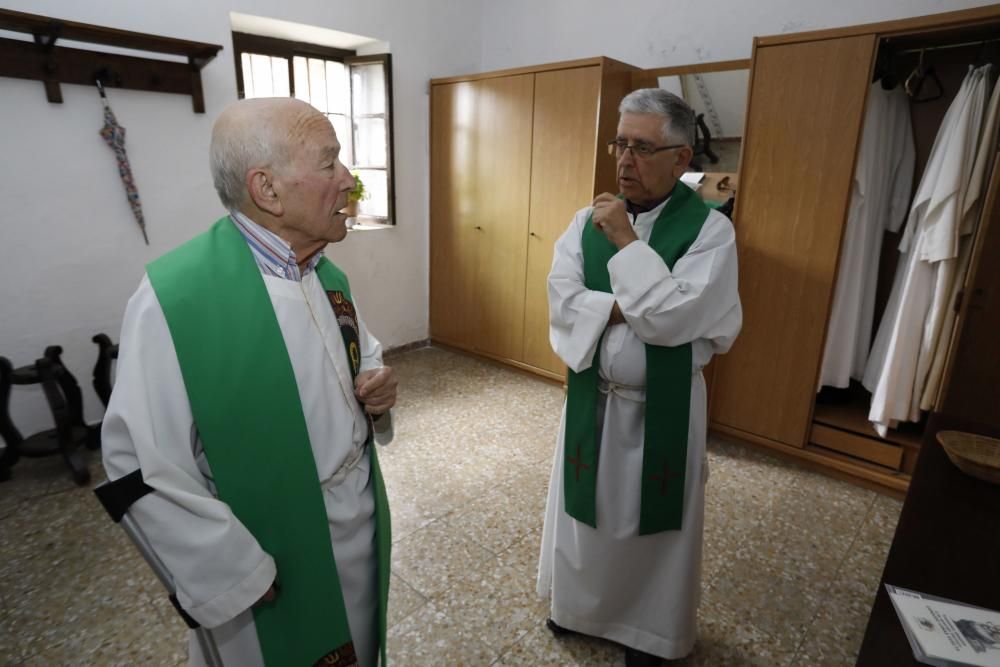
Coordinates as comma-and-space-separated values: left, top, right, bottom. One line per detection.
564, 183, 709, 535
147, 217, 391, 667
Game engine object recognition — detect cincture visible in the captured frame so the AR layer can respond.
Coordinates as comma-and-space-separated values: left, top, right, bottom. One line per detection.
321, 442, 368, 490
598, 379, 645, 401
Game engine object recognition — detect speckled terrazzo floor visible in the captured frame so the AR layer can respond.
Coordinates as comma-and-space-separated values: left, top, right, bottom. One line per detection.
0, 345, 902, 666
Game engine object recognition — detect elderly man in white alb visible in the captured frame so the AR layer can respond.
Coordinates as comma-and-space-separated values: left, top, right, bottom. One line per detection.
537, 88, 742, 666
102, 97, 396, 667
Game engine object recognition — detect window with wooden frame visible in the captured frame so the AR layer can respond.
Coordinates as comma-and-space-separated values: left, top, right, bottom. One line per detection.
232, 32, 395, 225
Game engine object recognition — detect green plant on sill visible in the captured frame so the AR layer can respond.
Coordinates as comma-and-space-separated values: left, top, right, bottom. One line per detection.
349, 171, 368, 202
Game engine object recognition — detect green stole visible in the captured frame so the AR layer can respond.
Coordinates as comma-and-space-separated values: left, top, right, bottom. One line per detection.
147, 217, 391, 666
564, 184, 709, 535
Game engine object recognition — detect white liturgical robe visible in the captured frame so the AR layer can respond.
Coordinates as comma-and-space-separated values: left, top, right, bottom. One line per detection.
819, 82, 915, 389
102, 270, 389, 667
919, 71, 1000, 411
537, 198, 742, 659
865, 65, 992, 435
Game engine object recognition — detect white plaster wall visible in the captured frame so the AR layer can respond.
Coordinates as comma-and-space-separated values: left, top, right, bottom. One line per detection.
479, 0, 998, 71
0, 0, 483, 432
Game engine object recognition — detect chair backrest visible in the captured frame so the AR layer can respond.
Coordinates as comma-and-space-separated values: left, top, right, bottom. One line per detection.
92, 334, 119, 408
0, 357, 24, 450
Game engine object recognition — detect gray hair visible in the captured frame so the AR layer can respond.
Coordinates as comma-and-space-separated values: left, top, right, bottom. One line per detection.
209, 104, 292, 210
619, 88, 696, 146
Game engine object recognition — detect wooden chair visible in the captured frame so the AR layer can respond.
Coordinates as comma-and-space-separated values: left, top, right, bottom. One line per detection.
0, 346, 98, 485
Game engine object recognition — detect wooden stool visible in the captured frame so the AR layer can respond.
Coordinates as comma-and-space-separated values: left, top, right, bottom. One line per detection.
0, 346, 99, 485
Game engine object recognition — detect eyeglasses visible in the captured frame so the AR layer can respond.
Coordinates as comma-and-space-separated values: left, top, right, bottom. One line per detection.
607, 140, 686, 159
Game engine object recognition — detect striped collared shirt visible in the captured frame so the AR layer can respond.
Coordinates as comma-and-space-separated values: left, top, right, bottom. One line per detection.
229, 210, 322, 282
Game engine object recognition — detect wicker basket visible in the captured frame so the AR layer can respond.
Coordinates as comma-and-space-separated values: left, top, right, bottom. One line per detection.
936, 430, 1000, 485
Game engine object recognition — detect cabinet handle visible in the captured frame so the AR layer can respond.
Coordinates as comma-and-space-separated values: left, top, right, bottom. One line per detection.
474, 225, 483, 231
529, 232, 538, 237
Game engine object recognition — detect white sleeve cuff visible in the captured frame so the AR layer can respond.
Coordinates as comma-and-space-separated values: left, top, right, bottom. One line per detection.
555, 290, 616, 373
178, 552, 277, 628
608, 241, 675, 305
373, 410, 393, 445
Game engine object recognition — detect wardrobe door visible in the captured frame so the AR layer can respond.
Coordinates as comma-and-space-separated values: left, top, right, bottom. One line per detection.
471, 74, 535, 361
430, 75, 534, 358
430, 81, 491, 348
430, 81, 480, 347
710, 35, 876, 447
940, 155, 1000, 426
523, 66, 602, 376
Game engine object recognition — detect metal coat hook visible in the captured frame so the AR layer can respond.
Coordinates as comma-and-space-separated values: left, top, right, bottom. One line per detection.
95, 68, 116, 107
95, 77, 110, 109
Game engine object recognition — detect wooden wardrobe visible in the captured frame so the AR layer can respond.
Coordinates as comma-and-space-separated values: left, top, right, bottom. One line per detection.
709, 5, 1000, 494
429, 58, 637, 380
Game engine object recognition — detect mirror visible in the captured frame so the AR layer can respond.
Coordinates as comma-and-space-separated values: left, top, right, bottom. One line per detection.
632, 61, 750, 205
656, 69, 748, 174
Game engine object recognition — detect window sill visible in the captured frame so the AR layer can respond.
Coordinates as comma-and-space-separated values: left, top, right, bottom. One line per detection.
347, 218, 394, 232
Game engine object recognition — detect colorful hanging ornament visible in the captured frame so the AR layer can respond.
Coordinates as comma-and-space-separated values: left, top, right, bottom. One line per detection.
97, 79, 149, 245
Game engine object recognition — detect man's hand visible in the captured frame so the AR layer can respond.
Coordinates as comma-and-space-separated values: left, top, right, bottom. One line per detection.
354, 366, 397, 415
608, 302, 626, 327
255, 583, 278, 608
592, 193, 638, 250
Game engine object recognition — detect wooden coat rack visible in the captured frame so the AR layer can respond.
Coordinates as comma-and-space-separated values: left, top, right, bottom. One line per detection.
0, 9, 222, 112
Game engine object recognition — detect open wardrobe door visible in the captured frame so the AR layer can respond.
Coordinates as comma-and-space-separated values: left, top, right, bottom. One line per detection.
710, 34, 877, 448
939, 152, 1000, 426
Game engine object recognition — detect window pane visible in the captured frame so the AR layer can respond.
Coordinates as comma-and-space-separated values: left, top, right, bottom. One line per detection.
325, 61, 350, 115
329, 113, 353, 167
293, 56, 310, 103
355, 168, 387, 218
351, 63, 385, 115
250, 53, 276, 97
241, 53, 255, 97
271, 59, 290, 97
307, 58, 328, 112
353, 117, 386, 168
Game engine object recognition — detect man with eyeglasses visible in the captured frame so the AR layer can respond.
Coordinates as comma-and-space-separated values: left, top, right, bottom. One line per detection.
537, 89, 742, 666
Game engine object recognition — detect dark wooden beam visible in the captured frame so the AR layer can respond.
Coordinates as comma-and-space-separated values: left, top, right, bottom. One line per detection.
0, 8, 221, 62
1, 37, 202, 103
0, 8, 222, 112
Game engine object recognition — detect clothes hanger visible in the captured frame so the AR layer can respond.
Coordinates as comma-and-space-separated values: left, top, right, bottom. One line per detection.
912, 67, 944, 103
905, 50, 944, 104
971, 40, 997, 68
904, 50, 925, 96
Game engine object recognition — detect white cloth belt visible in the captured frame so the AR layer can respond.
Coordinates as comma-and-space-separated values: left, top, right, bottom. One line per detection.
321, 442, 368, 490
598, 366, 703, 403
598, 378, 646, 402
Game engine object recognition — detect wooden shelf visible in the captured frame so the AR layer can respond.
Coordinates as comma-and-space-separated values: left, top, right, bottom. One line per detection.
813, 398, 924, 450
0, 8, 222, 112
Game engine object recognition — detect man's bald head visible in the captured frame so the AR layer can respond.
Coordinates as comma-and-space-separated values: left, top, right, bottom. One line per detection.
210, 97, 325, 210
